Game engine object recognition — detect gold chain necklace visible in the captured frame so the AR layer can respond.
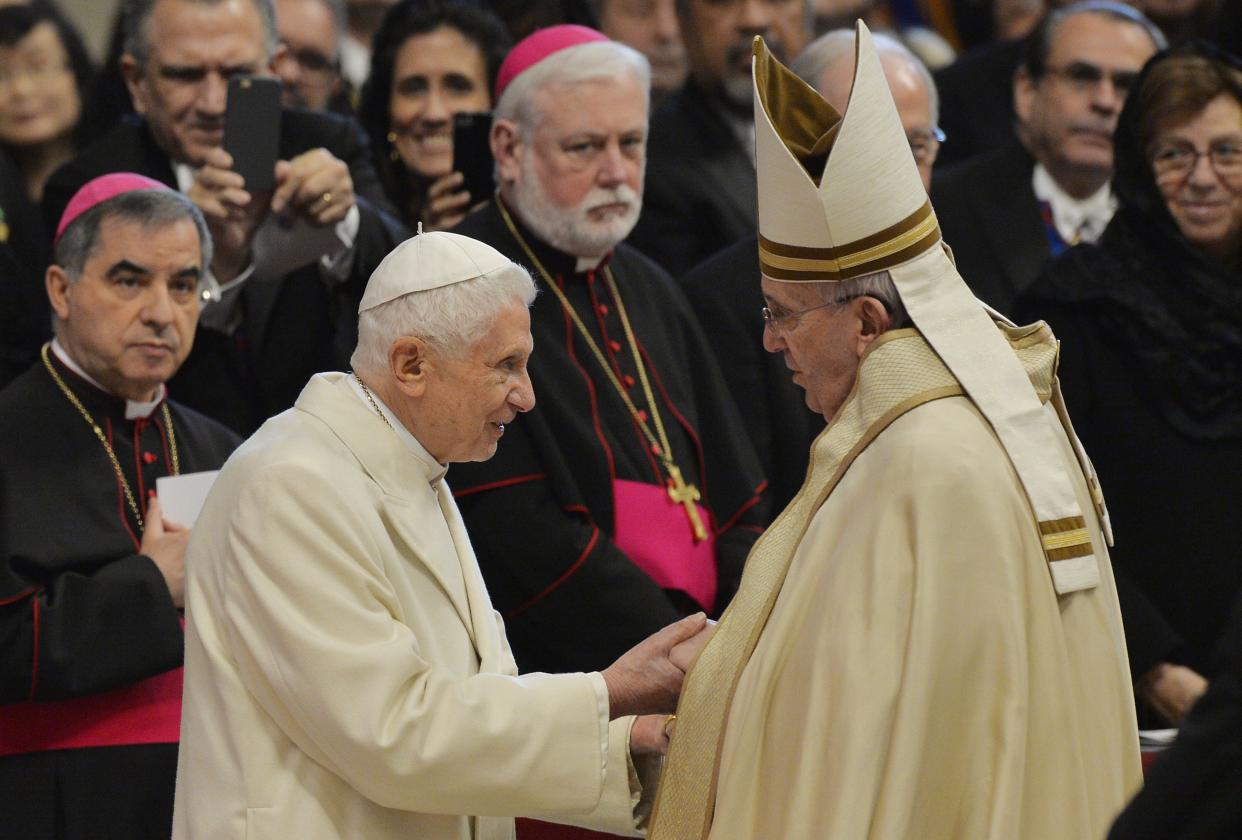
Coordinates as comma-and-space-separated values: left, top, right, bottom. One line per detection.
353, 372, 394, 430
41, 343, 179, 532
496, 199, 707, 542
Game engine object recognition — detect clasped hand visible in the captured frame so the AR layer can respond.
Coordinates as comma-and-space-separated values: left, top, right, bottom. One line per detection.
188, 146, 354, 282
602, 614, 717, 756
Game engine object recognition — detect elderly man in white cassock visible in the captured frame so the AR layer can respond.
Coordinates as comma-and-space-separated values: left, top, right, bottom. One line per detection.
647, 22, 1141, 840
172, 230, 710, 840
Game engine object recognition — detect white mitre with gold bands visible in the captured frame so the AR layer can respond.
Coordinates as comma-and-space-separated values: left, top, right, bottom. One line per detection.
754, 23, 1103, 594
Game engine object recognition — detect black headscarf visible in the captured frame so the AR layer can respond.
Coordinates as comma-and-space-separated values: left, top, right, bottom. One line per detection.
1028, 41, 1242, 441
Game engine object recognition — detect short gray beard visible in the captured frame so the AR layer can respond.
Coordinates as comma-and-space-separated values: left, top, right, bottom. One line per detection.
510, 153, 643, 259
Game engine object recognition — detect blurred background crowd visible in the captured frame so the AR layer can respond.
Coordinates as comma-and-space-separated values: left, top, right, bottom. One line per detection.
3, 0, 1242, 836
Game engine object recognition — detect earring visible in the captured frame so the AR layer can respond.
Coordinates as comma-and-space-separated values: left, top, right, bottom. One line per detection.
387, 130, 400, 162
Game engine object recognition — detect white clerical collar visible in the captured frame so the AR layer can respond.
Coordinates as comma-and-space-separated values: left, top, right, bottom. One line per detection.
1031, 163, 1116, 246
337, 33, 371, 91
346, 374, 449, 485
50, 339, 165, 420
576, 255, 605, 272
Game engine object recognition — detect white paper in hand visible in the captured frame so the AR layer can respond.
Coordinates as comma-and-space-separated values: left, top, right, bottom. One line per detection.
1138, 728, 1179, 748
156, 471, 220, 527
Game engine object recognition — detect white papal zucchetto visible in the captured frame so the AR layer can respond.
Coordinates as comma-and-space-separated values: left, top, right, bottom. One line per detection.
358, 229, 514, 313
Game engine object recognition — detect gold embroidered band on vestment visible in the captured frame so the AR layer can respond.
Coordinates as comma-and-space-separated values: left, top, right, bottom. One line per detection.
647, 325, 1077, 840
758, 200, 941, 282
1039, 516, 1094, 561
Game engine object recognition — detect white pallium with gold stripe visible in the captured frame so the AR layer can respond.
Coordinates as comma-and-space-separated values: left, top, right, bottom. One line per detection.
753, 23, 1106, 594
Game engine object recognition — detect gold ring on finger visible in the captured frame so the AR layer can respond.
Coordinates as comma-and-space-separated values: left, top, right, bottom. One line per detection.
321, 192, 332, 205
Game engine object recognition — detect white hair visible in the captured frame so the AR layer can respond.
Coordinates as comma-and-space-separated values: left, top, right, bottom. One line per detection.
790, 29, 940, 125
814, 269, 909, 328
351, 263, 537, 375
494, 40, 651, 135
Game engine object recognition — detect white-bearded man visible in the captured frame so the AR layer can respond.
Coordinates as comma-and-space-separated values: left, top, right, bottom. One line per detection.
450, 26, 768, 689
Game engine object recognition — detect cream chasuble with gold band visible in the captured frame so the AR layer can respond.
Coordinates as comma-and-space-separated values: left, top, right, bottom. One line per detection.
649, 326, 1140, 840
648, 22, 1140, 839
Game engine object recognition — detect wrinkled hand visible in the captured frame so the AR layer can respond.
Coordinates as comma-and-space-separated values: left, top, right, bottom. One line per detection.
601, 612, 706, 719
421, 171, 473, 231
271, 147, 353, 226
630, 713, 675, 757
187, 147, 270, 282
670, 619, 716, 672
140, 495, 191, 608
1140, 662, 1208, 725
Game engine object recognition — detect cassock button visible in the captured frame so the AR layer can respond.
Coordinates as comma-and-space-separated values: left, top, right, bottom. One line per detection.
637, 409, 649, 422
598, 304, 609, 316
609, 340, 622, 353
142, 452, 158, 465
623, 374, 636, 387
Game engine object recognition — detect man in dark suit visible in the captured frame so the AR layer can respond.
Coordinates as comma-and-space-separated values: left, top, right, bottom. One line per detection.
931, 1, 1161, 314
627, 0, 808, 277
273, 0, 355, 115
43, 0, 405, 434
1108, 592, 1242, 840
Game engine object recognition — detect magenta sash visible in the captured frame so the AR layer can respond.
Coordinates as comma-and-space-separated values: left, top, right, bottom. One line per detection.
612, 479, 716, 612
0, 666, 183, 757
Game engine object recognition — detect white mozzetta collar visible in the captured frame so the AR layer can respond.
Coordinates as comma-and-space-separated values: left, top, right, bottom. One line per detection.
346, 375, 448, 486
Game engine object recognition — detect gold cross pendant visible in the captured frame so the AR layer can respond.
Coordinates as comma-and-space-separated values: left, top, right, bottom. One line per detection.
665, 464, 708, 543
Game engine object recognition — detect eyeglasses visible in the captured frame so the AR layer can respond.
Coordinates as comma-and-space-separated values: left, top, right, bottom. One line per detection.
1042, 61, 1139, 96
0, 59, 71, 92
762, 294, 861, 337
277, 43, 339, 86
907, 127, 945, 166
1151, 140, 1242, 182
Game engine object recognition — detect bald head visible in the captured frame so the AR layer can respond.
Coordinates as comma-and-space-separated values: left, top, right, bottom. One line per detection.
791, 30, 940, 190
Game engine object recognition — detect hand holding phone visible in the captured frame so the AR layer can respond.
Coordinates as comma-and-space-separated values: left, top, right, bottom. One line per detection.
451, 111, 495, 203
186, 146, 266, 282
421, 171, 473, 230
271, 148, 354, 226
224, 76, 282, 192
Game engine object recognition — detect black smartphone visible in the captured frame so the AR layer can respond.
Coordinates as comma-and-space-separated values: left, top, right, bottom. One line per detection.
224, 76, 282, 192
452, 111, 495, 202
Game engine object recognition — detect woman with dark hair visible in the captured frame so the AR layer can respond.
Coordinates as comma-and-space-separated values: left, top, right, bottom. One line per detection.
358, 0, 510, 230
1014, 42, 1242, 727
0, 3, 94, 389
0, 2, 94, 203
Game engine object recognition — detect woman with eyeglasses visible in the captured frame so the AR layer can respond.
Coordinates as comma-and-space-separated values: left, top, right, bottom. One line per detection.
1014, 43, 1242, 729
0, 4, 94, 388
0, 3, 93, 204
357, 0, 510, 232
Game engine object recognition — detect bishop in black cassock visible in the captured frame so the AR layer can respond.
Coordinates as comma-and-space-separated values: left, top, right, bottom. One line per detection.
0, 344, 238, 837
451, 200, 768, 674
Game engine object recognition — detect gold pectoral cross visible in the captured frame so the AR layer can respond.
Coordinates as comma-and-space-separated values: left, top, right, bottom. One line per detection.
665, 463, 708, 543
